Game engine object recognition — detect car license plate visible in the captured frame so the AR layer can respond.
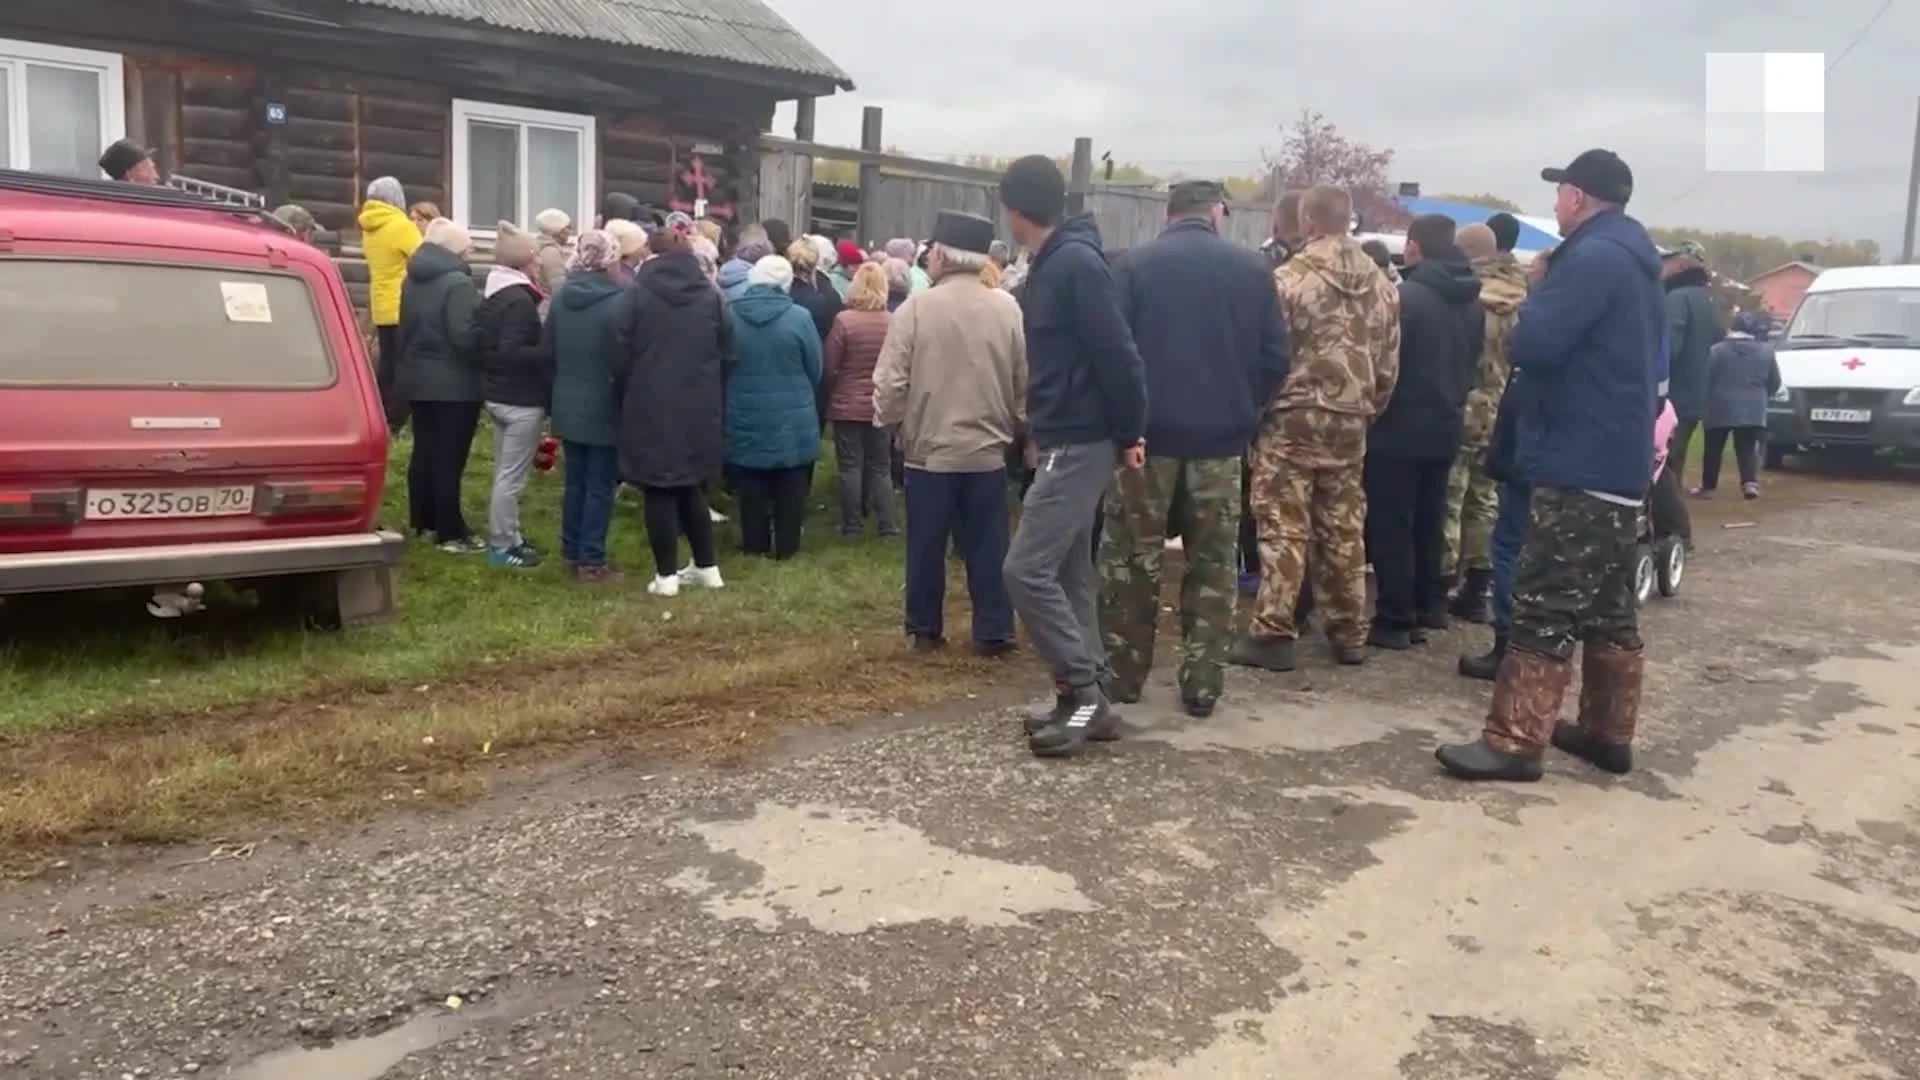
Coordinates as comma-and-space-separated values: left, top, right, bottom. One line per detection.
84, 486, 255, 520
1810, 408, 1872, 423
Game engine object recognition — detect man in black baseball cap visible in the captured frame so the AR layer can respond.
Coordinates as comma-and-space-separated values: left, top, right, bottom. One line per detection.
1435, 147, 1664, 785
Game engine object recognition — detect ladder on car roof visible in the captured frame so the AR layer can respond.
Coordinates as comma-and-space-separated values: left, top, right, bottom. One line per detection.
0, 169, 290, 234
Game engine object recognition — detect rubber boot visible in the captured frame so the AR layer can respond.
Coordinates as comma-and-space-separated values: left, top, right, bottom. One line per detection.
1436, 645, 1572, 782
1229, 633, 1297, 672
1551, 643, 1643, 775
1458, 631, 1507, 682
1449, 568, 1493, 624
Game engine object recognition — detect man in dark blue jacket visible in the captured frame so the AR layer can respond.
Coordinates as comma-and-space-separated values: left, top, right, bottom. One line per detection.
1437, 148, 1663, 783
998, 155, 1149, 758
1096, 180, 1290, 719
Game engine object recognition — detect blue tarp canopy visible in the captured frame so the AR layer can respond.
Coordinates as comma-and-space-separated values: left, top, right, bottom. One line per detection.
1395, 197, 1561, 251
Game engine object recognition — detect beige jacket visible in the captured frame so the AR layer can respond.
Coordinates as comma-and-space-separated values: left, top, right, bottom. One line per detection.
872, 270, 1028, 473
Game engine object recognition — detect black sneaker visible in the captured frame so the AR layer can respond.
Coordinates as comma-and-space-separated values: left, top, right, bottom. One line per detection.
908, 633, 945, 652
1028, 684, 1116, 758
1023, 688, 1121, 740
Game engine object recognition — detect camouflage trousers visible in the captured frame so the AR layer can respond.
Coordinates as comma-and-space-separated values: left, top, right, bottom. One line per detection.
1442, 442, 1498, 577
1248, 408, 1369, 648
1511, 486, 1642, 660
1098, 456, 1241, 706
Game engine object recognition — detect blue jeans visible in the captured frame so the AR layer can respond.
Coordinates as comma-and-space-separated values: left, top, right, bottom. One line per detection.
1489, 481, 1531, 634
561, 441, 620, 567
904, 467, 1014, 645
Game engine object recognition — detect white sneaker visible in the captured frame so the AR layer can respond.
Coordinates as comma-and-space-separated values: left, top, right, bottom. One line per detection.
677, 563, 724, 589
647, 574, 681, 597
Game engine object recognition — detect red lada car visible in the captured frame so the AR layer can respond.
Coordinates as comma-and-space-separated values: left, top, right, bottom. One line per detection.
0, 169, 404, 627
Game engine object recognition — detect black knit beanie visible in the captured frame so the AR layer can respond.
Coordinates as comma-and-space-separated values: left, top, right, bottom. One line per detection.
1486, 212, 1520, 253
999, 155, 1067, 226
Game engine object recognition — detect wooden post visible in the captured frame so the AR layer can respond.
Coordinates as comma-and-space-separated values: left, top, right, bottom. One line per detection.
1066, 137, 1093, 217
794, 97, 817, 142
856, 105, 883, 244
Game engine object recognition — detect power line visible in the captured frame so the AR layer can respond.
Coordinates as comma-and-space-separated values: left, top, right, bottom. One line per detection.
1653, 0, 1896, 214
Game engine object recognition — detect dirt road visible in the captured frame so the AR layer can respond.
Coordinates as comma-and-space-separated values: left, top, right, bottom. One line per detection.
5, 469, 1920, 1079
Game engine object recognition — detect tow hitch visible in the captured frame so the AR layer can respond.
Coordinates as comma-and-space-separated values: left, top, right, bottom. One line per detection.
147, 582, 207, 619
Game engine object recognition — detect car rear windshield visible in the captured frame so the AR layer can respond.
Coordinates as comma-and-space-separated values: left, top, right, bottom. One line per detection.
0, 259, 336, 388
1783, 287, 1920, 348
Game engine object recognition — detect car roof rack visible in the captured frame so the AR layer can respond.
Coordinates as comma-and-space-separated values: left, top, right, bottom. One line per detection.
0, 168, 293, 235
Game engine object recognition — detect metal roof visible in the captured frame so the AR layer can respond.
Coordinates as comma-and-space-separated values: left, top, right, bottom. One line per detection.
345, 0, 853, 88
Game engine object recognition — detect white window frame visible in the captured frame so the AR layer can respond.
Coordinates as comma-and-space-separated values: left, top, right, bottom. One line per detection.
0, 37, 126, 175
450, 98, 595, 240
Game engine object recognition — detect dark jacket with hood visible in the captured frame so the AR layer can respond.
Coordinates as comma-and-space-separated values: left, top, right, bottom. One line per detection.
1115, 216, 1290, 459
1664, 266, 1725, 421
1017, 213, 1148, 449
545, 269, 628, 447
725, 284, 823, 469
611, 251, 732, 487
1369, 248, 1484, 460
1703, 313, 1781, 430
790, 270, 845, 343
395, 242, 483, 403
1503, 208, 1664, 499
476, 268, 551, 408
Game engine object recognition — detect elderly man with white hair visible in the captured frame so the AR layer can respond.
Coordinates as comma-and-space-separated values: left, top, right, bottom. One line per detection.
358, 175, 422, 431
873, 210, 1028, 655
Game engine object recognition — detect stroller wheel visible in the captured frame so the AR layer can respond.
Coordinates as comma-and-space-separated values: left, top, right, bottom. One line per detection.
1633, 545, 1657, 608
1655, 535, 1685, 597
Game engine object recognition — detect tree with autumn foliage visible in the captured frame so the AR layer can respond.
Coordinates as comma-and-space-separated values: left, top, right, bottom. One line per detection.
1261, 110, 1405, 229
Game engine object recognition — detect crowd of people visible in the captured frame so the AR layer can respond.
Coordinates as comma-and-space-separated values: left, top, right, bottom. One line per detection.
318, 132, 1780, 771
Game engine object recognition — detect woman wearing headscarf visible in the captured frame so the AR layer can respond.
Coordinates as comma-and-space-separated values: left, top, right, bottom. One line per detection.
725, 255, 823, 559
611, 223, 733, 596
882, 258, 913, 312
1696, 309, 1781, 500
531, 208, 574, 296
357, 176, 420, 431
786, 238, 844, 343
719, 234, 775, 301
885, 238, 929, 294
546, 229, 630, 582
396, 218, 485, 552
821, 262, 897, 537
605, 219, 649, 286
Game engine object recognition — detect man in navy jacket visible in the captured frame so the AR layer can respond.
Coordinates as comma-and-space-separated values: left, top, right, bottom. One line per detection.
998, 155, 1149, 759
1097, 180, 1290, 718
1436, 148, 1663, 783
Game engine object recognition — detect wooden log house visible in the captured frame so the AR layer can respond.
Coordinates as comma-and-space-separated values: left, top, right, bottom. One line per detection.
0, 0, 853, 239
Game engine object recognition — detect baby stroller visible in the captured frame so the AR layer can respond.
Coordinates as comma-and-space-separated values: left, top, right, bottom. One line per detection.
1635, 400, 1688, 606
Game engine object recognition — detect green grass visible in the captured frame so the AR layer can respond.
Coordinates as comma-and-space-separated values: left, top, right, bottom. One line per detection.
0, 424, 916, 735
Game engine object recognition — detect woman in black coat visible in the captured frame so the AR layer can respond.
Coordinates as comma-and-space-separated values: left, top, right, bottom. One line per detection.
610, 225, 733, 596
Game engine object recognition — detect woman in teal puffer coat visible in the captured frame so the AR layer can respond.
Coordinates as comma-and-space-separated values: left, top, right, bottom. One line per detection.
725, 255, 822, 559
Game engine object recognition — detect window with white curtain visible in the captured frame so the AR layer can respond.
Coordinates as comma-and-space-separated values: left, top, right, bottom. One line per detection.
0, 39, 125, 177
450, 99, 594, 236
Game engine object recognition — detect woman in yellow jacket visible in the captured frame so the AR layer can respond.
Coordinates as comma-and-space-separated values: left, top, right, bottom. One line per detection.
359, 176, 422, 432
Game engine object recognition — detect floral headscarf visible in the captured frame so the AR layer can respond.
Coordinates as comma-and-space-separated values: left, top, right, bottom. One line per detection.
569, 228, 620, 273
690, 236, 721, 283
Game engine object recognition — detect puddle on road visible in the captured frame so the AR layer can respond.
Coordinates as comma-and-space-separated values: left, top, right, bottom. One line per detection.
225, 983, 589, 1080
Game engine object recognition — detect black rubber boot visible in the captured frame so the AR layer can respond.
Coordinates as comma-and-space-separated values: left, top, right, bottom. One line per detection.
1368, 624, 1413, 650
1434, 739, 1544, 782
1449, 568, 1493, 624
1229, 634, 1297, 672
1551, 723, 1634, 775
1028, 683, 1117, 758
1458, 632, 1507, 681
1332, 643, 1368, 666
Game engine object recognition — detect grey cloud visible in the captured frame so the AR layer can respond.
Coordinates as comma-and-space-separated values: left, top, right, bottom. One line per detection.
772, 0, 1919, 252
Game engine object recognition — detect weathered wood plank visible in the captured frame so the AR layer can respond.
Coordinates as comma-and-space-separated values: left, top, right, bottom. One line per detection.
280, 86, 357, 125
360, 98, 446, 132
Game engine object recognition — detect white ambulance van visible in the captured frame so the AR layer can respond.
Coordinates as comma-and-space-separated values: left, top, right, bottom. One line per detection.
1765, 264, 1920, 466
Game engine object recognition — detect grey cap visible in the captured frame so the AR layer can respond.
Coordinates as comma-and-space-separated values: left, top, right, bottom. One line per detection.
1168, 179, 1230, 216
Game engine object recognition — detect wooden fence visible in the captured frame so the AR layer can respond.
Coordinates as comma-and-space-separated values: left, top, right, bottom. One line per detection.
754, 112, 1271, 253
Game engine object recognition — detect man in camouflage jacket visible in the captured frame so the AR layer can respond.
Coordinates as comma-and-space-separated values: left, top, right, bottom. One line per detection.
1442, 223, 1529, 622
1231, 185, 1401, 672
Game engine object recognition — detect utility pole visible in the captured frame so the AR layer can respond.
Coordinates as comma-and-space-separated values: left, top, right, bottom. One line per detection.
1903, 96, 1920, 264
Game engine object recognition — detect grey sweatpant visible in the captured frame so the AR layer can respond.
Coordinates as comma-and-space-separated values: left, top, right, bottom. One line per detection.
1004, 441, 1116, 689
485, 401, 545, 550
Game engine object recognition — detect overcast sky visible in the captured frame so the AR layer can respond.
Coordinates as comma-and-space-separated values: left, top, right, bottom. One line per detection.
769, 0, 1918, 255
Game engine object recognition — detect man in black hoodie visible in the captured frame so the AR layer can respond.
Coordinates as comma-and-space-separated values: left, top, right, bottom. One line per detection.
1364, 214, 1484, 649
998, 155, 1149, 759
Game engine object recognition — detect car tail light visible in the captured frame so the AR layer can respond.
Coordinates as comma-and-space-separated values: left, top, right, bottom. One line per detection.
256, 480, 367, 516
0, 487, 81, 526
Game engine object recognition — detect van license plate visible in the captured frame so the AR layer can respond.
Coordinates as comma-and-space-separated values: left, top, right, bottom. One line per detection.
84, 486, 255, 520
1809, 408, 1872, 423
